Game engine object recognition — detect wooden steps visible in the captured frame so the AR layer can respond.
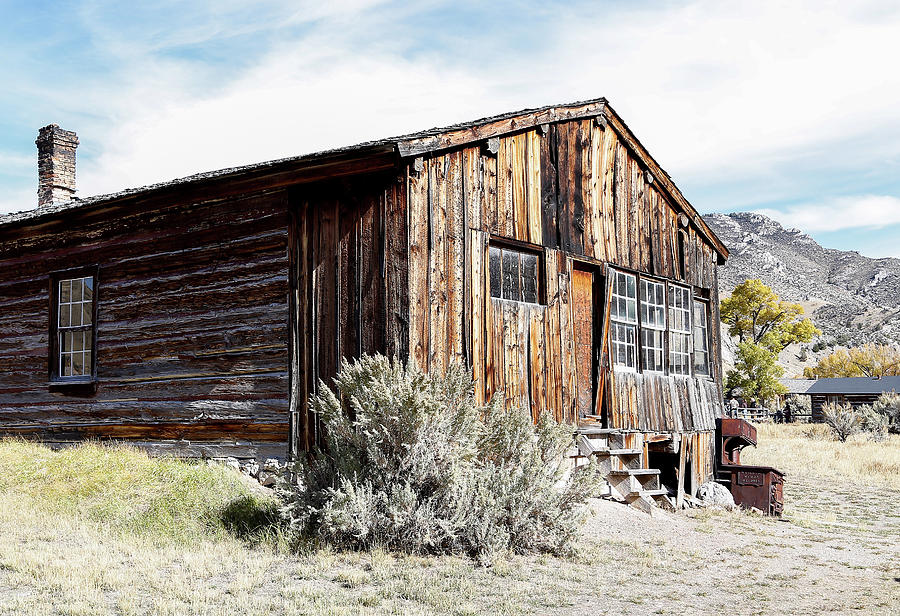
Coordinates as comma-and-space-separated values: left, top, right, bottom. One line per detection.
574, 426, 674, 514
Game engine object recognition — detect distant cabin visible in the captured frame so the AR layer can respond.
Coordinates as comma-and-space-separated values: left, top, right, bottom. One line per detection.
806, 376, 900, 421
0, 99, 729, 497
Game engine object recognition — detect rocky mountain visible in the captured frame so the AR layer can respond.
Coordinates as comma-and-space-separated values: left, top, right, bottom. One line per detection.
704, 212, 900, 374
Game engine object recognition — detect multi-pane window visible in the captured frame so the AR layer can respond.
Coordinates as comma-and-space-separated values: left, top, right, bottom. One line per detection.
640, 279, 666, 372
693, 300, 710, 376
55, 276, 95, 379
489, 245, 541, 304
668, 283, 692, 376
610, 269, 637, 369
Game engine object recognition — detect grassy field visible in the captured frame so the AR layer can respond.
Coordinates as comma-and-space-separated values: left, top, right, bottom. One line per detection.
0, 428, 898, 615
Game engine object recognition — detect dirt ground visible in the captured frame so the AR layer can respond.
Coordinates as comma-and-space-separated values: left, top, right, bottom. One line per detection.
572, 472, 899, 615
1, 429, 898, 615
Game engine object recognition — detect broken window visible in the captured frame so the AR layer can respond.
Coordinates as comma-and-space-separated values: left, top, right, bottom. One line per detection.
489, 244, 541, 304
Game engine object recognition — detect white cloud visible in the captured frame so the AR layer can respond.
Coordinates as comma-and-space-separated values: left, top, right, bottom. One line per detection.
756, 195, 900, 233
6, 0, 900, 220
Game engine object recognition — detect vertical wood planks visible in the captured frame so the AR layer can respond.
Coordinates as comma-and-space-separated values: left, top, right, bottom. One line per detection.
528, 305, 547, 422
446, 151, 466, 365
384, 177, 409, 362
407, 163, 430, 371
540, 125, 559, 248
428, 157, 449, 374
469, 229, 485, 404
544, 248, 563, 421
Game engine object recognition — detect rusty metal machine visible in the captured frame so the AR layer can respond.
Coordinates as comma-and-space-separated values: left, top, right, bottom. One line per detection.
715, 418, 784, 516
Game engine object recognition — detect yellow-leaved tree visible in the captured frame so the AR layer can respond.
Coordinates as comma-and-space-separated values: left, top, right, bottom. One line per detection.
720, 279, 820, 402
803, 344, 900, 378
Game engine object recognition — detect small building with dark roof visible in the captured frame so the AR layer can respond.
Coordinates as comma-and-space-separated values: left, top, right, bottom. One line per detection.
806, 376, 900, 421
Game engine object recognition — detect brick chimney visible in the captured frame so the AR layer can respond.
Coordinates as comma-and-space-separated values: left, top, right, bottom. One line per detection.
36, 124, 79, 208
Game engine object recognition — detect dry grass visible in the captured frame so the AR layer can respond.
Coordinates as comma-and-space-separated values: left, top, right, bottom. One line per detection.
745, 423, 900, 490
0, 429, 898, 615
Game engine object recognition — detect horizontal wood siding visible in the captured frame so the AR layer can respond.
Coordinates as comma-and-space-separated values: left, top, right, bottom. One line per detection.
0, 192, 291, 454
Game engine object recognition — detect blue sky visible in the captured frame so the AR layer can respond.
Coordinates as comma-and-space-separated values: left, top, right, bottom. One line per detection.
3, 1, 900, 257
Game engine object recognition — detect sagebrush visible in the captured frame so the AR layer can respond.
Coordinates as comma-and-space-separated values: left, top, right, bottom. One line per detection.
821, 402, 862, 442
279, 355, 602, 563
863, 392, 900, 434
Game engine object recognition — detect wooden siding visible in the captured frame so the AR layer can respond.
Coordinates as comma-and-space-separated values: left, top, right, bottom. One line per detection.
406, 117, 723, 433
810, 393, 879, 422
289, 174, 407, 452
0, 191, 291, 457
607, 371, 721, 433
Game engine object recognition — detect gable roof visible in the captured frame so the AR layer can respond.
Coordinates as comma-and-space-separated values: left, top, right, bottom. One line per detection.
0, 97, 727, 260
806, 376, 900, 395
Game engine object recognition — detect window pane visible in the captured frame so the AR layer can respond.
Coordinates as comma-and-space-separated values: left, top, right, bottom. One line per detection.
82, 302, 92, 326
61, 353, 71, 377
502, 249, 520, 301
60, 280, 71, 304
59, 304, 71, 328
83, 278, 93, 301
61, 331, 72, 352
72, 280, 82, 303
521, 253, 538, 304
84, 350, 92, 373
72, 331, 83, 352
489, 246, 502, 299
72, 352, 84, 376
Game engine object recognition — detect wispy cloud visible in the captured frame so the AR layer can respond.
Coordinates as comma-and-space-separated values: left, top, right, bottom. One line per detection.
3, 0, 900, 247
756, 195, 900, 233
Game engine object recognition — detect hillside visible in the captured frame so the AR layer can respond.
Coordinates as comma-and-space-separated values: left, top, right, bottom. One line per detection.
703, 212, 900, 374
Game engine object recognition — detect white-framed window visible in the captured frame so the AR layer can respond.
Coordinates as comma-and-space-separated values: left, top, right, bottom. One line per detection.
640, 279, 666, 372
489, 244, 542, 304
610, 269, 637, 370
693, 300, 710, 377
668, 283, 692, 376
54, 275, 95, 380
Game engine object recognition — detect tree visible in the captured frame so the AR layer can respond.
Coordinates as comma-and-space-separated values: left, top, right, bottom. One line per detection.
720, 279, 820, 353
721, 280, 820, 403
803, 344, 900, 379
725, 341, 785, 402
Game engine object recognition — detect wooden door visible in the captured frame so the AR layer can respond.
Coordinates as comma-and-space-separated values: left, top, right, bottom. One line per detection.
572, 269, 594, 419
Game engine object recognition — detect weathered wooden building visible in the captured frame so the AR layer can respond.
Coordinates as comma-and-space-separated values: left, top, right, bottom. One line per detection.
806, 376, 900, 421
0, 99, 728, 499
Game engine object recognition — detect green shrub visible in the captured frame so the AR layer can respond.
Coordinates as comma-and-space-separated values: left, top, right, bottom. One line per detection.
857, 405, 889, 442
0, 439, 279, 544
821, 402, 862, 442
868, 392, 900, 434
279, 355, 601, 564
784, 394, 811, 419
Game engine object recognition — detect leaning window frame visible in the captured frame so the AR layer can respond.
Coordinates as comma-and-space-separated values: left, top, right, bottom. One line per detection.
692, 299, 711, 378
49, 266, 99, 386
